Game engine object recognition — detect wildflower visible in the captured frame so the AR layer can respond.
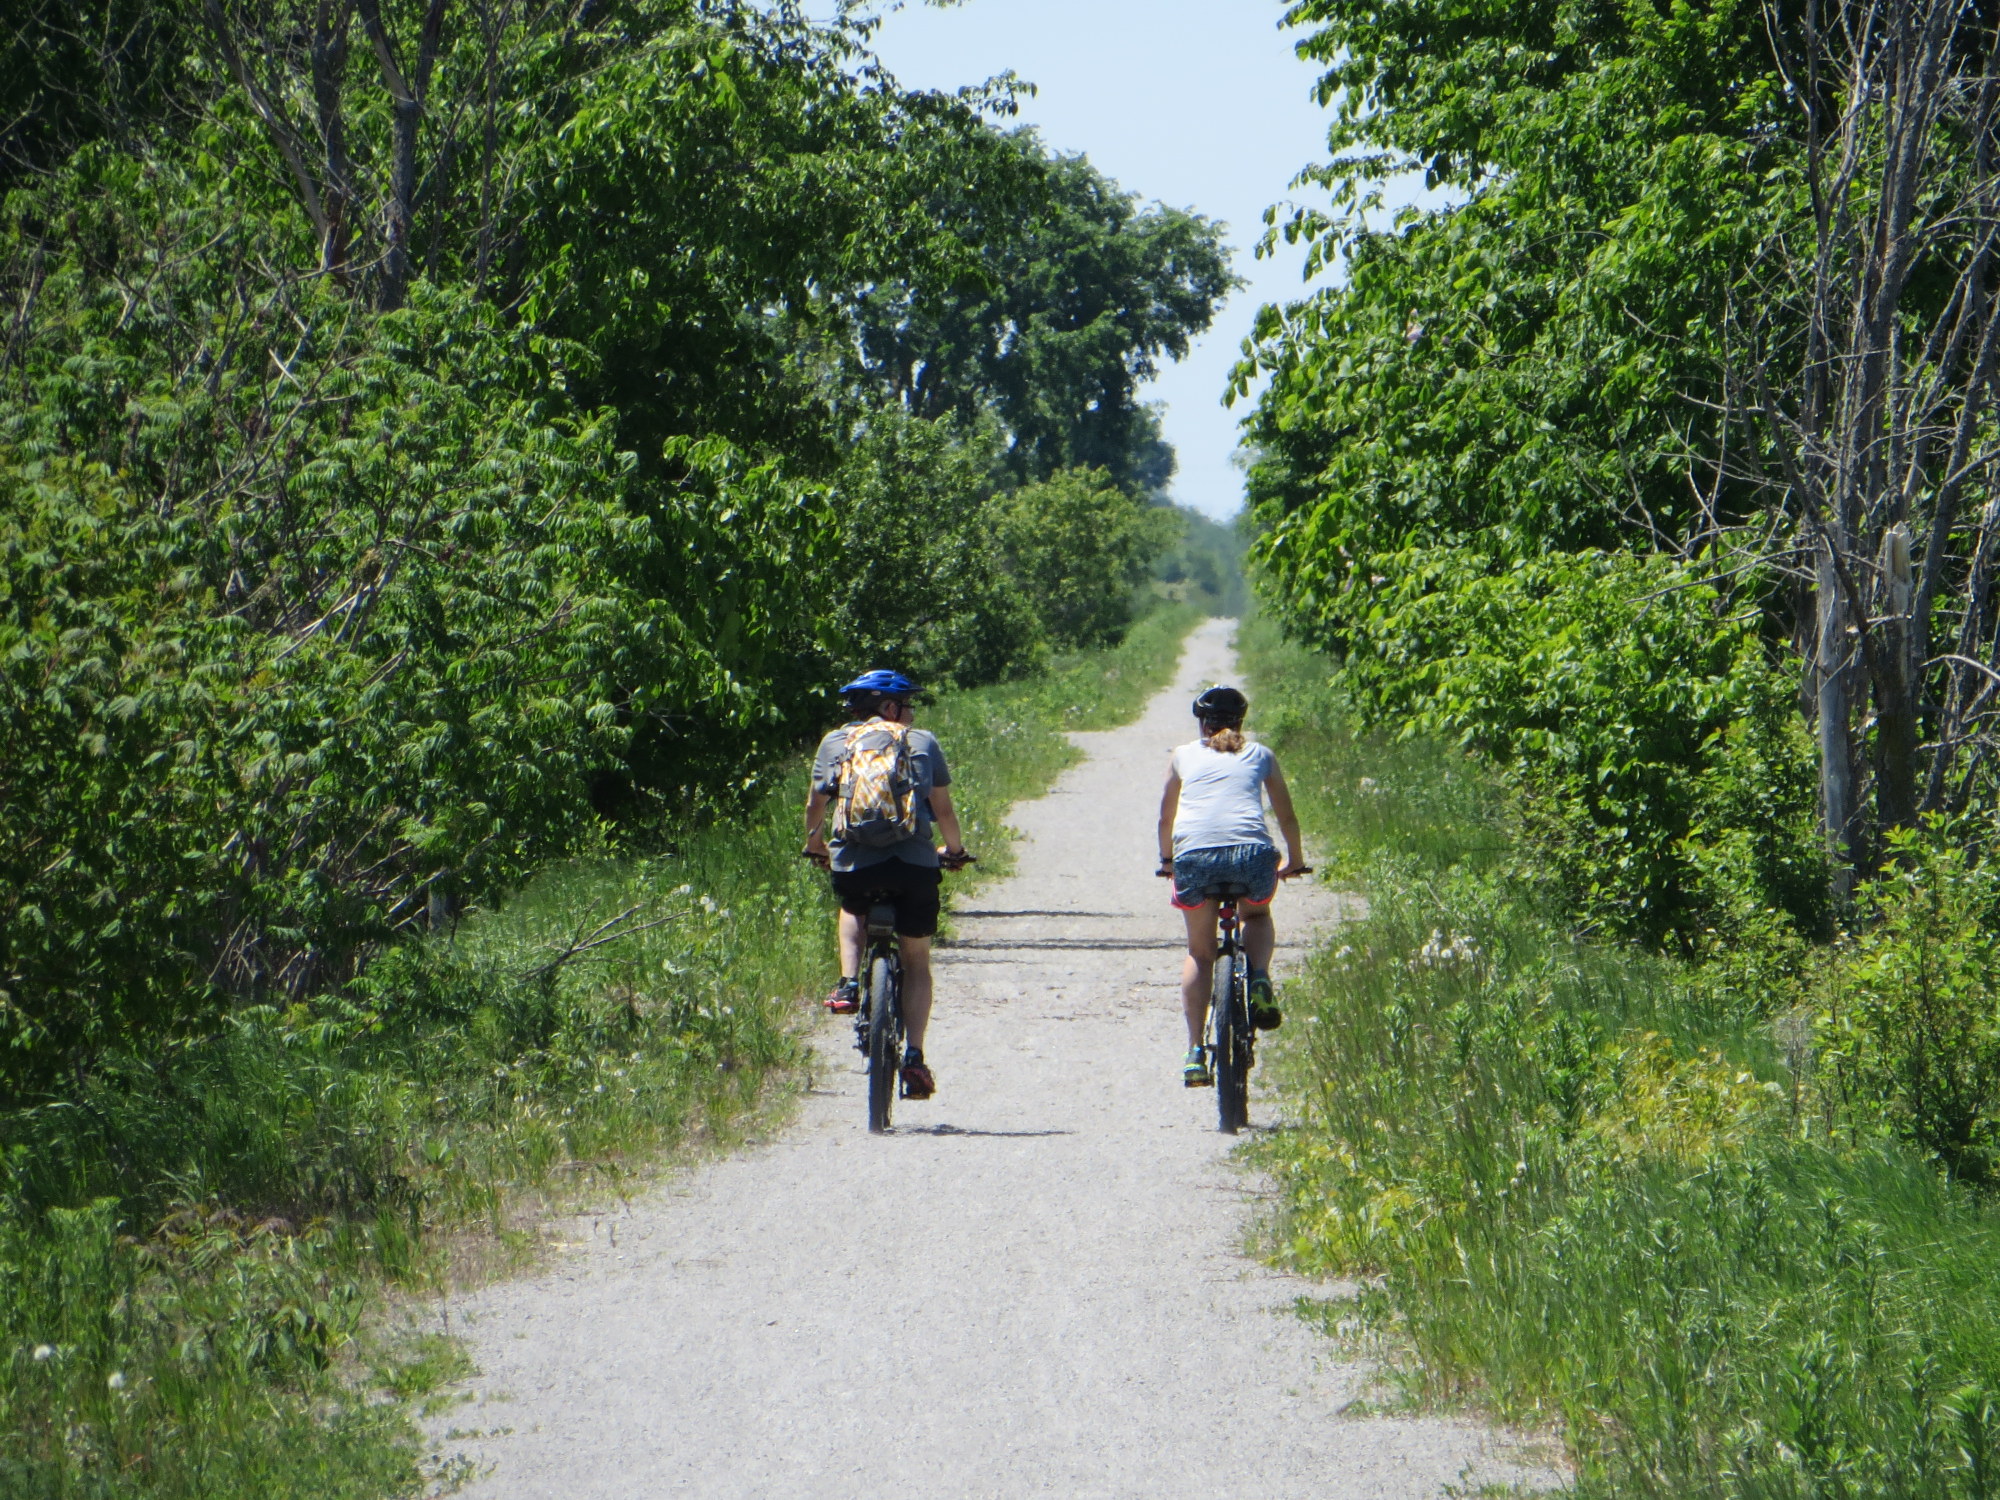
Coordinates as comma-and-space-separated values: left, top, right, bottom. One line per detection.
32, 1344, 53, 1362
721, 1006, 733, 1016
107, 1371, 126, 1391
1416, 930, 1481, 968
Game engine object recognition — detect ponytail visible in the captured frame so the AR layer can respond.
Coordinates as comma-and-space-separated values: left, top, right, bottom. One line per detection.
1202, 722, 1247, 754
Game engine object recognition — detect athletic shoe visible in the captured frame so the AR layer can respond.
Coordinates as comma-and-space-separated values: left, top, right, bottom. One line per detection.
1183, 1046, 1213, 1088
1248, 972, 1282, 1031
900, 1051, 936, 1100
824, 977, 860, 1014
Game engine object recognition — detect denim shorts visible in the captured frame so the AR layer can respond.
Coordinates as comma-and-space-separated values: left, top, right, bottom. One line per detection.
1171, 843, 1279, 910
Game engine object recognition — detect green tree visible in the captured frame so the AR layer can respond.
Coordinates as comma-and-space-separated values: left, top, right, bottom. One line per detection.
854, 135, 1235, 495
996, 468, 1174, 649
820, 413, 1045, 690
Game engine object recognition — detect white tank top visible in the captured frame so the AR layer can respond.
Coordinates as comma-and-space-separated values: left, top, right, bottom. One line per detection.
1170, 740, 1278, 856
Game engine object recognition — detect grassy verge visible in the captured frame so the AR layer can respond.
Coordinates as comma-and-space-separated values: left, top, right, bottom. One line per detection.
1241, 616, 2000, 1499
0, 605, 1200, 1499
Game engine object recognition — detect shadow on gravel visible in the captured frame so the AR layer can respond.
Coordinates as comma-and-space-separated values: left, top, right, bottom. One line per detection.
895, 1124, 1076, 1139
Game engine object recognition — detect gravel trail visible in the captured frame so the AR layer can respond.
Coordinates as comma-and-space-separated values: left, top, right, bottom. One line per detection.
436, 618, 1528, 1498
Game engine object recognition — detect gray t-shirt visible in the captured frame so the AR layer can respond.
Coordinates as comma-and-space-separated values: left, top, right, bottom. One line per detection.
812, 722, 952, 872
1170, 740, 1278, 857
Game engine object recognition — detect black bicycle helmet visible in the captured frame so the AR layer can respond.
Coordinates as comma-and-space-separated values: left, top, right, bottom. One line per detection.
1192, 685, 1248, 724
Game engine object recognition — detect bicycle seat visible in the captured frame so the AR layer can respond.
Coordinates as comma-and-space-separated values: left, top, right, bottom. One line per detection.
864, 900, 898, 939
1208, 881, 1258, 900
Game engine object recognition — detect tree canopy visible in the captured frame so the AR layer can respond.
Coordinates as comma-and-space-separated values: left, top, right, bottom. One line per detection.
1240, 0, 2000, 946
0, 0, 1230, 1092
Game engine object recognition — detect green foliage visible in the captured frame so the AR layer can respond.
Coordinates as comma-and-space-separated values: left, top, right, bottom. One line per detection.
993, 468, 1175, 649
1246, 628, 2000, 1499
0, 1, 1223, 1094
1822, 831, 2000, 1183
820, 414, 1044, 688
0, 218, 825, 1080
852, 138, 1236, 495
1258, 547, 1824, 947
1234, 0, 1829, 945
1243, 0, 1777, 575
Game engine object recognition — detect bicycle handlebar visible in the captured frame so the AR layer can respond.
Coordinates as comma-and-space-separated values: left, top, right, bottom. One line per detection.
801, 846, 977, 872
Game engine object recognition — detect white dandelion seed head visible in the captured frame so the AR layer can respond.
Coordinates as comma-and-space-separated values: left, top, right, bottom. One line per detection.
32, 1344, 53, 1362
107, 1371, 126, 1391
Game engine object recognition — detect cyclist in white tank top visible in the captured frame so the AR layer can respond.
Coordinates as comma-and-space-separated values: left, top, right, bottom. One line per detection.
1155, 685, 1307, 1087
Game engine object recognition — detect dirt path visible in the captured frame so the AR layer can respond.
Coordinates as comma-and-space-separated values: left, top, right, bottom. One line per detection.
435, 619, 1525, 1497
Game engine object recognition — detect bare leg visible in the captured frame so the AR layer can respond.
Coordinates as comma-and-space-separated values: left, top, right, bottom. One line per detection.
1241, 905, 1276, 973
837, 908, 864, 980
899, 935, 933, 1050
1179, 903, 1219, 1047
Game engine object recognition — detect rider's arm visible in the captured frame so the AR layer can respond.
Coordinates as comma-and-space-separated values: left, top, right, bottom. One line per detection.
928, 786, 966, 855
803, 787, 831, 858
1157, 759, 1181, 867
1265, 764, 1307, 875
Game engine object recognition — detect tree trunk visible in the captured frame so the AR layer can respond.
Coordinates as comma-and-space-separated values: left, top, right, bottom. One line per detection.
1873, 522, 1920, 832
1817, 536, 1856, 909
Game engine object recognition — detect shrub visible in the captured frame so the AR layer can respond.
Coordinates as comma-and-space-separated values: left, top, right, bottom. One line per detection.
1820, 829, 2000, 1182
1319, 547, 1824, 948
994, 467, 1174, 649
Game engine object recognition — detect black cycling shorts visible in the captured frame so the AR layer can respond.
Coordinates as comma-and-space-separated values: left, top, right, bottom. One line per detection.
829, 858, 943, 938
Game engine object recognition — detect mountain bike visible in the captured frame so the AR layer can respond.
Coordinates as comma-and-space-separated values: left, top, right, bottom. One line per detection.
1163, 864, 1312, 1134
808, 853, 973, 1134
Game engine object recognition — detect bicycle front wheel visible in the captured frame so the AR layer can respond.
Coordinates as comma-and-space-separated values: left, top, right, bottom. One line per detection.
1212, 952, 1251, 1133
865, 952, 900, 1134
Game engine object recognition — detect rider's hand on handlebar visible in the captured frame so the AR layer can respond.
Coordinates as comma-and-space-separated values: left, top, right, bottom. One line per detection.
800, 844, 830, 870
1277, 860, 1315, 880
939, 847, 976, 871
1155, 856, 1174, 878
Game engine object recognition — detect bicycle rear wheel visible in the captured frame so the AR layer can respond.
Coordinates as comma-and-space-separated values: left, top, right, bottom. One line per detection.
865, 951, 901, 1134
1212, 952, 1251, 1133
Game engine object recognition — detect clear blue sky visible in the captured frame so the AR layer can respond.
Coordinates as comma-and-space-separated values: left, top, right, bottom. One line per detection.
859, 0, 1336, 521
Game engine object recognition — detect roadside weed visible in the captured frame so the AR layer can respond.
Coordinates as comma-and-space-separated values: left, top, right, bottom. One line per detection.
1246, 621, 2000, 1498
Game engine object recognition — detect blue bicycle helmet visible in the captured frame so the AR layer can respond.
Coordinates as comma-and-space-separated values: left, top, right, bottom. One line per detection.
839, 669, 918, 697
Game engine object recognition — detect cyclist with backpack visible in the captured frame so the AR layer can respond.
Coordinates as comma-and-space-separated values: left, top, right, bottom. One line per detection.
1157, 685, 1307, 1087
803, 670, 969, 1101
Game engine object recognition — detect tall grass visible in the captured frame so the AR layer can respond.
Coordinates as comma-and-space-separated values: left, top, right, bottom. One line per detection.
0, 606, 1200, 1499
1242, 617, 2000, 1499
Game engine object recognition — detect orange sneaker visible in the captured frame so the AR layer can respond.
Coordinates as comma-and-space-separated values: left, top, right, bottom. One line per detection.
824, 978, 860, 1013
900, 1055, 935, 1100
